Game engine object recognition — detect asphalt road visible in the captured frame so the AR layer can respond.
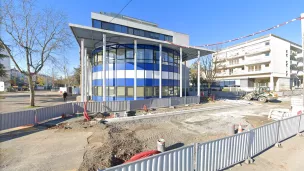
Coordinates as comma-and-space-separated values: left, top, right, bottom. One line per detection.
0, 91, 76, 113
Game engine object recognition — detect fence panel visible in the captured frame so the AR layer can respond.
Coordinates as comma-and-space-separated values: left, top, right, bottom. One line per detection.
278, 115, 300, 142
300, 115, 304, 132
171, 97, 185, 106
150, 98, 170, 108
74, 102, 85, 113
36, 103, 73, 122
129, 99, 152, 111
0, 110, 36, 131
186, 96, 200, 104
196, 132, 249, 171
104, 145, 194, 171
249, 122, 279, 157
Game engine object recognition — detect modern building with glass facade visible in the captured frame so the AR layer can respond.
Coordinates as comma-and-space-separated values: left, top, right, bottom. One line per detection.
70, 12, 214, 102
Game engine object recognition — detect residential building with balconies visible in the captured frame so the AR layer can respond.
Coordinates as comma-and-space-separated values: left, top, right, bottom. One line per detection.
213, 34, 303, 91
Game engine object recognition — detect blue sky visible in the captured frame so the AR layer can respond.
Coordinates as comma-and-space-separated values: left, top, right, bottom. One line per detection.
5, 0, 304, 74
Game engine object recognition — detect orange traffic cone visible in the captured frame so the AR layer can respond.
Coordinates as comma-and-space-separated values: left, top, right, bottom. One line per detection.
238, 123, 243, 133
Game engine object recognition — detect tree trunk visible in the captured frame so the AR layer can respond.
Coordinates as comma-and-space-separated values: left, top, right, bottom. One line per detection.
28, 75, 35, 106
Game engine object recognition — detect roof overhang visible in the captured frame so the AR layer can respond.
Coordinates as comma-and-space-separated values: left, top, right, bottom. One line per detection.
69, 23, 214, 61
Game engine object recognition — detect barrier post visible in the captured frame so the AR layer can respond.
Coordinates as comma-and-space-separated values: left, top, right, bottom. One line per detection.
245, 130, 254, 164
297, 115, 303, 136
275, 120, 282, 147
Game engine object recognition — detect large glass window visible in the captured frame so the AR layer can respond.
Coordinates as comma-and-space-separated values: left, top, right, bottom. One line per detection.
162, 86, 169, 96
93, 86, 98, 96
126, 87, 134, 97
117, 87, 125, 96
145, 87, 153, 97
162, 52, 168, 65
114, 25, 121, 32
153, 87, 159, 97
159, 34, 165, 41
102, 22, 114, 31
154, 50, 159, 64
134, 29, 140, 36
92, 19, 101, 28
145, 49, 153, 63
128, 28, 133, 34
121, 26, 127, 33
117, 49, 125, 60
109, 87, 115, 96
94, 54, 98, 66
98, 86, 102, 96
109, 49, 116, 64
137, 49, 145, 63
137, 87, 144, 97
97, 52, 102, 65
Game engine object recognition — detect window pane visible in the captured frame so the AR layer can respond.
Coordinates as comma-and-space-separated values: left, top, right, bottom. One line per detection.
98, 86, 102, 96
109, 49, 116, 63
117, 87, 125, 96
159, 34, 165, 41
117, 49, 125, 60
128, 28, 133, 34
169, 87, 174, 96
137, 87, 144, 97
94, 54, 98, 65
121, 26, 127, 33
114, 24, 121, 32
98, 52, 102, 64
139, 30, 145, 37
92, 19, 101, 28
137, 49, 144, 60
145, 49, 153, 60
127, 87, 134, 96
94, 86, 98, 96
109, 87, 115, 96
134, 29, 140, 36
145, 87, 153, 96
126, 49, 134, 59
162, 86, 168, 96
153, 87, 159, 97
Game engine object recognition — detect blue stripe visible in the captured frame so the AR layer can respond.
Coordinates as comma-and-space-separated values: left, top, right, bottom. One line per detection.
126, 62, 134, 70
126, 78, 134, 86
92, 78, 180, 87
116, 64, 126, 70
153, 79, 159, 86
92, 64, 179, 73
93, 65, 102, 72
162, 65, 169, 72
137, 79, 144, 86
93, 79, 102, 86
145, 78, 153, 86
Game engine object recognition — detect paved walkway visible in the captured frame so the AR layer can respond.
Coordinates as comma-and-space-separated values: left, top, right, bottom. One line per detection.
230, 135, 304, 171
0, 91, 76, 113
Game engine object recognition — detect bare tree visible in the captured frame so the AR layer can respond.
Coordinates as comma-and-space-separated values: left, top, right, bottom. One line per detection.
1, 0, 71, 106
201, 46, 225, 95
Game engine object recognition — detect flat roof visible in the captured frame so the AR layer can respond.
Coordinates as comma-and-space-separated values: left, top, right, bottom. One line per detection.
69, 24, 214, 61
219, 34, 302, 51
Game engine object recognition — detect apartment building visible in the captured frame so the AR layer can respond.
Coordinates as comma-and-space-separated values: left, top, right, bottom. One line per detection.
214, 34, 303, 91
0, 48, 11, 91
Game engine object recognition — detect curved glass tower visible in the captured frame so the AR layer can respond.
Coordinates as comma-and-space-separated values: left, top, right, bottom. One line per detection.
92, 44, 181, 101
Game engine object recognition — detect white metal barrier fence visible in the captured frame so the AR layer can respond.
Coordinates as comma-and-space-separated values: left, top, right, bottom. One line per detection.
101, 114, 304, 171
103, 145, 194, 171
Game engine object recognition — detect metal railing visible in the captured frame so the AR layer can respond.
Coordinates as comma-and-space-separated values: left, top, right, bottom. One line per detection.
0, 96, 200, 131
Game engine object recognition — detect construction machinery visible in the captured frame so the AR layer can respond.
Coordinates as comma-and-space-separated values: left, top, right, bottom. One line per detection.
243, 86, 278, 102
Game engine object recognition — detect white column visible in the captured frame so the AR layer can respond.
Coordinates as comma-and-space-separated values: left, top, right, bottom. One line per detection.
134, 39, 137, 100
88, 58, 92, 97
80, 39, 84, 102
159, 44, 162, 98
301, 13, 304, 106
180, 47, 183, 97
184, 61, 186, 97
270, 76, 274, 91
197, 51, 201, 97
84, 48, 87, 102
103, 34, 106, 101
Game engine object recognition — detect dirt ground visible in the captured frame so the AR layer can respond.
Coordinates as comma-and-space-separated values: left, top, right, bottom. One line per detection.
0, 99, 294, 171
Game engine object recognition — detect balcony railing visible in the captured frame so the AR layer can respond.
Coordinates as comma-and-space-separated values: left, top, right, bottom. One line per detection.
245, 58, 271, 65
245, 45, 270, 56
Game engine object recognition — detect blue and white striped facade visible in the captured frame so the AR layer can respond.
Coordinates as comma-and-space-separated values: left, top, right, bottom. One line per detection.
70, 11, 214, 102
92, 44, 181, 101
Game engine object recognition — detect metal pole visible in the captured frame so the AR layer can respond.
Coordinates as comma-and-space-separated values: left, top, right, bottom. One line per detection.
103, 34, 106, 101
301, 13, 304, 108
84, 48, 87, 102
159, 44, 162, 98
197, 50, 201, 97
180, 47, 183, 97
80, 39, 84, 102
134, 39, 137, 100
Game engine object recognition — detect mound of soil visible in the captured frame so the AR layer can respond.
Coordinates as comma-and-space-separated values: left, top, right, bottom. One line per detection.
79, 126, 142, 171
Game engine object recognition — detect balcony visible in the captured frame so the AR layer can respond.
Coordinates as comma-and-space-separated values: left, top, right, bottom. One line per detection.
291, 70, 298, 74
298, 62, 303, 67
245, 57, 271, 65
245, 45, 270, 56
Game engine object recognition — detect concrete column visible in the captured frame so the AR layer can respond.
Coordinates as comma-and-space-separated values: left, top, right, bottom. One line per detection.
103, 34, 106, 101
134, 39, 137, 100
180, 47, 183, 97
197, 51, 200, 97
80, 39, 84, 102
159, 44, 162, 98
84, 48, 87, 102
184, 61, 186, 97
301, 13, 304, 106
270, 76, 274, 91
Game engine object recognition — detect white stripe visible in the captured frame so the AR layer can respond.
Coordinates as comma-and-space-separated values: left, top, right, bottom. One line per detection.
154, 71, 160, 79
145, 70, 154, 79
137, 70, 145, 79
169, 72, 173, 79
162, 71, 168, 79
116, 70, 125, 79
125, 70, 134, 78
93, 72, 98, 80
174, 73, 179, 80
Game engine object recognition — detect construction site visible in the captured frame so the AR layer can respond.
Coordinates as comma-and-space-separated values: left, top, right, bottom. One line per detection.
1, 95, 303, 171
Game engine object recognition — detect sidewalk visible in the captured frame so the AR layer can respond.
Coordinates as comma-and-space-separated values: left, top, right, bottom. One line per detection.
230, 135, 304, 171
